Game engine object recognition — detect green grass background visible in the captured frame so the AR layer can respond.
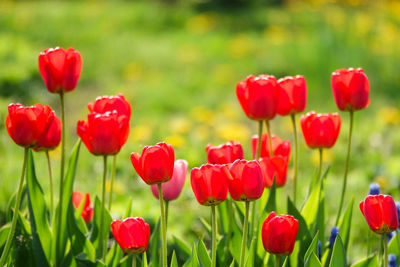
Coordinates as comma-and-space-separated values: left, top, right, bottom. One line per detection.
1, 0, 400, 262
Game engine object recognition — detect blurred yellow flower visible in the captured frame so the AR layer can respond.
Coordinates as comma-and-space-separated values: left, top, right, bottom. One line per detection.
190, 106, 214, 124
228, 34, 253, 59
375, 175, 388, 190
131, 124, 152, 143
217, 101, 240, 120
170, 116, 191, 134
187, 13, 216, 35
165, 134, 186, 148
263, 25, 288, 45
49, 145, 61, 160
311, 149, 334, 166
178, 44, 200, 65
192, 125, 210, 142
123, 62, 143, 82
212, 64, 235, 85
378, 106, 400, 126
215, 123, 250, 143
354, 13, 373, 37
106, 179, 126, 195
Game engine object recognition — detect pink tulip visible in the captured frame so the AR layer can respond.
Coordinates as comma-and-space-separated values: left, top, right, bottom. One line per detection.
151, 159, 188, 201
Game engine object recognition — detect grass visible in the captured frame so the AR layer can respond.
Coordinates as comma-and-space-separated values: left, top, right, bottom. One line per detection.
1, 0, 400, 261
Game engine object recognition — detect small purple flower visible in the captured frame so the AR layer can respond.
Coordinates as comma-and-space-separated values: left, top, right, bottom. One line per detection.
389, 254, 397, 267
317, 240, 321, 260
368, 183, 380, 195
329, 227, 339, 249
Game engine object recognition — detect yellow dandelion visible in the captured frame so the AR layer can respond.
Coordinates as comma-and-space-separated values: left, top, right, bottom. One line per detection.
187, 13, 217, 35
215, 123, 250, 143
228, 34, 253, 59
170, 117, 191, 134
378, 106, 400, 126
311, 149, 334, 166
192, 125, 210, 142
131, 124, 152, 143
190, 106, 214, 124
375, 176, 388, 190
123, 62, 143, 82
263, 25, 288, 45
165, 134, 186, 148
212, 64, 235, 85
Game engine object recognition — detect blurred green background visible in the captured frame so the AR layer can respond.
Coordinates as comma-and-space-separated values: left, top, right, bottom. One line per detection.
1, 0, 400, 262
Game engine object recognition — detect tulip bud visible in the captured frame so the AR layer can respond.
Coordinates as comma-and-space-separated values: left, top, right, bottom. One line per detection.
72, 191, 94, 224
261, 212, 299, 256
206, 140, 243, 165
151, 159, 188, 201
111, 217, 150, 254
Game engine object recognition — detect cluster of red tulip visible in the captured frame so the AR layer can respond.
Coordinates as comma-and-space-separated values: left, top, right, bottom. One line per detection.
1, 46, 398, 267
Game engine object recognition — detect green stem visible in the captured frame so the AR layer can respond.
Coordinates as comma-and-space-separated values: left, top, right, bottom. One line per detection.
211, 205, 217, 267
56, 92, 66, 266
45, 150, 54, 222
275, 255, 280, 267
226, 197, 233, 256
165, 200, 169, 230
239, 201, 250, 267
317, 148, 323, 184
383, 234, 388, 267
290, 114, 299, 204
335, 110, 354, 226
0, 148, 28, 266
265, 120, 273, 156
256, 120, 263, 160
108, 154, 117, 211
158, 184, 167, 267
100, 156, 108, 262
132, 254, 137, 267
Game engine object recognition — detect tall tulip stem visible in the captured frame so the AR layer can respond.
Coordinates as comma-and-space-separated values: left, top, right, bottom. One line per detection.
275, 255, 280, 267
335, 110, 354, 226
240, 201, 250, 267
56, 92, 66, 266
317, 148, 323, 184
290, 114, 299, 204
211, 205, 217, 267
383, 234, 388, 267
265, 120, 273, 156
158, 184, 167, 267
99, 156, 108, 262
108, 154, 117, 211
165, 200, 169, 230
132, 254, 137, 267
45, 150, 54, 221
226, 197, 233, 258
256, 120, 263, 159
0, 148, 28, 266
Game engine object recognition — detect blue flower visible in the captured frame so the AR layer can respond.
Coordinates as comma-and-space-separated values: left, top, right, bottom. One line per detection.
389, 254, 397, 267
368, 183, 380, 195
329, 227, 339, 249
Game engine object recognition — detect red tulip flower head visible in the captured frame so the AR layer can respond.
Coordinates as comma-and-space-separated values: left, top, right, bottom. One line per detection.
151, 159, 188, 201
259, 156, 289, 187
39, 47, 82, 93
72, 191, 94, 224
206, 140, 244, 165
331, 68, 370, 111
190, 164, 230, 206
6, 103, 56, 148
359, 194, 399, 234
277, 75, 307, 116
88, 94, 131, 119
34, 115, 62, 151
262, 212, 299, 256
131, 142, 175, 185
236, 75, 279, 121
228, 159, 264, 201
111, 217, 150, 254
300, 111, 341, 149
77, 111, 129, 156
251, 133, 291, 159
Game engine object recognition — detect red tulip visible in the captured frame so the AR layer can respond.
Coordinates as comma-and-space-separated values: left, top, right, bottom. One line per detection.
236, 75, 279, 121
262, 212, 299, 256
300, 111, 341, 149
111, 217, 150, 254
151, 159, 188, 201
77, 111, 130, 155
34, 115, 62, 151
88, 94, 131, 119
5, 103, 55, 148
131, 142, 175, 185
38, 47, 83, 93
190, 164, 230, 206
72, 191, 93, 224
251, 133, 291, 159
331, 68, 370, 111
228, 159, 264, 201
206, 140, 244, 165
359, 194, 399, 234
277, 75, 307, 116
259, 156, 289, 187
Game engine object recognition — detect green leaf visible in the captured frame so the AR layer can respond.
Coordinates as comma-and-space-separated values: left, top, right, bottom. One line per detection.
338, 198, 354, 251
89, 196, 112, 258
304, 232, 319, 264
56, 140, 82, 262
328, 235, 346, 267
264, 179, 277, 213
26, 150, 51, 266
142, 252, 148, 267
170, 251, 178, 267
245, 238, 255, 267
191, 243, 200, 267
0, 224, 11, 249
217, 200, 229, 235
173, 235, 191, 258
305, 252, 322, 267
148, 219, 161, 267
229, 208, 243, 265
199, 217, 211, 236
350, 254, 378, 267
388, 231, 400, 255
197, 239, 211, 267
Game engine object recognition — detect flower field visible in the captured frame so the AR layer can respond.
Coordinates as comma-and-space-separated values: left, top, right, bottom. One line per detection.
1, 0, 400, 266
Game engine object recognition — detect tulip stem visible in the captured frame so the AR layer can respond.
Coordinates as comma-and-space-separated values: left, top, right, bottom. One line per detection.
256, 120, 263, 159
158, 184, 167, 267
240, 201, 250, 267
383, 234, 388, 267
99, 155, 108, 262
317, 148, 323, 184
132, 254, 136, 267
45, 151, 54, 222
56, 91, 66, 266
226, 196, 233, 258
108, 154, 117, 211
211, 205, 217, 267
335, 110, 353, 226
265, 120, 273, 157
165, 200, 169, 230
275, 255, 280, 267
290, 114, 299, 205
0, 147, 28, 266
